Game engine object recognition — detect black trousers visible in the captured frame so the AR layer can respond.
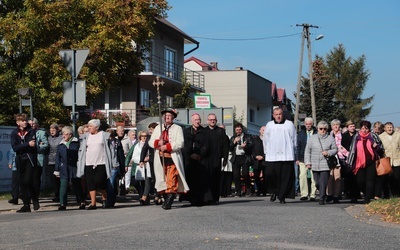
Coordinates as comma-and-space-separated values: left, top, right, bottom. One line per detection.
390, 166, 400, 196
220, 171, 233, 197
11, 170, 20, 200
356, 160, 376, 203
232, 156, 248, 193
266, 161, 295, 201
16, 156, 37, 206
48, 164, 60, 198
254, 163, 266, 195
33, 167, 42, 199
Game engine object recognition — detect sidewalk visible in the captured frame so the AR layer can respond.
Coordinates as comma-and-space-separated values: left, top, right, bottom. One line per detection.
0, 194, 141, 213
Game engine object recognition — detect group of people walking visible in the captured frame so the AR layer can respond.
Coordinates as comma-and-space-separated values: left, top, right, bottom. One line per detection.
298, 118, 400, 205
8, 107, 400, 212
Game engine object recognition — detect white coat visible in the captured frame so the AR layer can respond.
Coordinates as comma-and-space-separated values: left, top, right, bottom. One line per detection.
149, 123, 189, 193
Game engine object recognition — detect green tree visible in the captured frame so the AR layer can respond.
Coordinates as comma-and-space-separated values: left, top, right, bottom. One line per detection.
325, 44, 372, 125
0, 0, 169, 126
173, 82, 194, 109
297, 44, 372, 126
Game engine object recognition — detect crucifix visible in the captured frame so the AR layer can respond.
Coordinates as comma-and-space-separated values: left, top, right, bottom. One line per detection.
153, 76, 165, 178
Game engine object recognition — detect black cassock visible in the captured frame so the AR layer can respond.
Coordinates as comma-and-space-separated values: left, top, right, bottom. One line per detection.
204, 126, 229, 202
183, 126, 212, 205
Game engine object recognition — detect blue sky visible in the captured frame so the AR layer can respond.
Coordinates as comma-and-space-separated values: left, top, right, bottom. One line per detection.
166, 0, 400, 127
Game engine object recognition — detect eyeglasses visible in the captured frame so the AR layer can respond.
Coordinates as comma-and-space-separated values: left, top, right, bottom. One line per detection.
318, 128, 327, 131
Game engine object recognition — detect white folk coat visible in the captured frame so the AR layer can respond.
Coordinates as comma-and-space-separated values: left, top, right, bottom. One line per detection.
149, 123, 189, 193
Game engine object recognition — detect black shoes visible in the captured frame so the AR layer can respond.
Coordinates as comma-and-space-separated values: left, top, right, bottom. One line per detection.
325, 196, 333, 203
162, 193, 176, 210
319, 199, 326, 205
86, 204, 97, 210
154, 197, 162, 205
8, 199, 18, 205
270, 194, 277, 202
33, 200, 40, 211
102, 200, 109, 209
79, 204, 86, 210
279, 199, 286, 204
300, 197, 308, 201
16, 205, 31, 213
310, 197, 316, 202
333, 197, 340, 204
58, 205, 66, 211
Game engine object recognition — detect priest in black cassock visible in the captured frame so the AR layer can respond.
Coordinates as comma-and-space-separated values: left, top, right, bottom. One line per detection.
183, 113, 211, 206
204, 113, 229, 204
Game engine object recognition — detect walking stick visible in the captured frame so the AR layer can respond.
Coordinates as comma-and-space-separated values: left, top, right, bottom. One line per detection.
153, 76, 166, 181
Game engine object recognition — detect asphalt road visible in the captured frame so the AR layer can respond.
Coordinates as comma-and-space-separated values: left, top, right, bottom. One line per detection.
0, 196, 399, 250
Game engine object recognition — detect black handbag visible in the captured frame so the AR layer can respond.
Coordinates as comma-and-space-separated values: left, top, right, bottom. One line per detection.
318, 137, 338, 169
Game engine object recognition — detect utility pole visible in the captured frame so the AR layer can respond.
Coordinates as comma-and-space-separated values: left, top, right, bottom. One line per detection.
294, 23, 320, 130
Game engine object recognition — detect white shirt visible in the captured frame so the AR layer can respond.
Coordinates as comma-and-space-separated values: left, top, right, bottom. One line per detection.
263, 120, 297, 162
86, 131, 106, 166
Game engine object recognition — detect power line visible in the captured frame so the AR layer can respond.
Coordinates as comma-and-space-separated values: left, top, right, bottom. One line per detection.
368, 111, 400, 117
191, 33, 301, 41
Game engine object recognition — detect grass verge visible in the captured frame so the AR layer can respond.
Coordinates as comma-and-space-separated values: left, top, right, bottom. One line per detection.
366, 198, 400, 224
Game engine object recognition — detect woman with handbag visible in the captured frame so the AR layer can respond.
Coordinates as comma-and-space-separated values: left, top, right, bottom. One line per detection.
305, 121, 338, 205
379, 122, 400, 197
131, 130, 149, 205
347, 120, 383, 204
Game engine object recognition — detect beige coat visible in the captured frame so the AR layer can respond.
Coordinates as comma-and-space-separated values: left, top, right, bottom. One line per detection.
379, 131, 400, 167
149, 123, 189, 193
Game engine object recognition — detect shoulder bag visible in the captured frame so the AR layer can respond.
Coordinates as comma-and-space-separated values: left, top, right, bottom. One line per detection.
376, 156, 392, 176
318, 137, 338, 169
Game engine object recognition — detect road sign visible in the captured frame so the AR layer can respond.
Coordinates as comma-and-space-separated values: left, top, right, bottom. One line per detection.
59, 49, 89, 77
194, 94, 211, 109
63, 80, 86, 106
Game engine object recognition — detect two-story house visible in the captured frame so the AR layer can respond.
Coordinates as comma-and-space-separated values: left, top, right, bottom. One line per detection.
184, 57, 273, 135
91, 17, 205, 126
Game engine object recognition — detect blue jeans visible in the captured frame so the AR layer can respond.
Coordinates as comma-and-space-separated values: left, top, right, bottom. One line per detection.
294, 163, 299, 193
106, 168, 119, 207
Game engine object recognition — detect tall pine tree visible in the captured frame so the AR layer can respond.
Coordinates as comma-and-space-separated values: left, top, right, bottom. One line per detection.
325, 44, 372, 125
296, 44, 372, 126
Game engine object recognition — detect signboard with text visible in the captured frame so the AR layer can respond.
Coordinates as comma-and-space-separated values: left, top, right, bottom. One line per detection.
0, 126, 14, 192
194, 95, 211, 109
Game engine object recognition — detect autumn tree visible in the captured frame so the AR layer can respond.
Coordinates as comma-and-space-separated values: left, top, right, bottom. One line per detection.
0, 0, 169, 126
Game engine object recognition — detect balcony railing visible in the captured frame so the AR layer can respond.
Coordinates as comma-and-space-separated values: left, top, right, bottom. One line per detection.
142, 54, 205, 91
89, 108, 151, 128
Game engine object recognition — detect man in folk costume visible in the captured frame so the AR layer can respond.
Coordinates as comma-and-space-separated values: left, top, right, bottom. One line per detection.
149, 108, 189, 210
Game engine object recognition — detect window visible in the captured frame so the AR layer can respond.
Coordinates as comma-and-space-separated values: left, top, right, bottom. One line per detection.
165, 96, 173, 108
109, 88, 121, 109
140, 89, 151, 108
141, 41, 153, 72
249, 109, 255, 123
164, 47, 177, 79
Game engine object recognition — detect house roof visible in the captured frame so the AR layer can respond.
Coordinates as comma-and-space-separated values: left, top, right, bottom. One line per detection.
184, 56, 218, 70
277, 88, 286, 102
155, 17, 199, 45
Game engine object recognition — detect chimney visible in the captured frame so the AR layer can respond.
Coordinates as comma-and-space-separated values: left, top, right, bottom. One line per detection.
210, 62, 218, 70
235, 66, 243, 70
